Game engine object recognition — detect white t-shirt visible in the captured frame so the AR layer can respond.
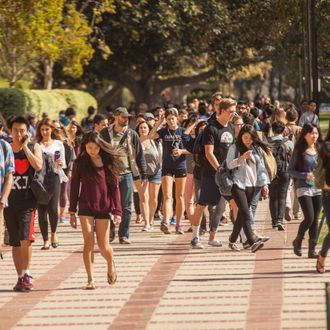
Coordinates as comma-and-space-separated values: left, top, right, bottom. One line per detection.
40, 140, 67, 169
245, 154, 257, 187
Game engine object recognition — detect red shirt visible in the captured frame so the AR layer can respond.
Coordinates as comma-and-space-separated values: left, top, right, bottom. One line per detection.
69, 163, 122, 216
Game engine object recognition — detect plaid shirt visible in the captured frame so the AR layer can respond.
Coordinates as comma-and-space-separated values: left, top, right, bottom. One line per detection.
0, 139, 15, 203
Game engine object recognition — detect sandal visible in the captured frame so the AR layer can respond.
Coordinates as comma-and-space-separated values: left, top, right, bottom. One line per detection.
107, 260, 117, 285
316, 255, 326, 274
85, 281, 96, 290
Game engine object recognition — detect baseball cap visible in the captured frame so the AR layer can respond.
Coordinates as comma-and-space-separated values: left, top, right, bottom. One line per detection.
114, 107, 132, 117
144, 112, 155, 120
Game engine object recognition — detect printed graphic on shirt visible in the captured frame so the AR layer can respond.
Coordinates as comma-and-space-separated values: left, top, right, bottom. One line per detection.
220, 131, 234, 144
13, 158, 30, 190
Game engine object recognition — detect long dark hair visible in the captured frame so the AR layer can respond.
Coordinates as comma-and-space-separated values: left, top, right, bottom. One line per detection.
293, 123, 320, 171
236, 124, 270, 155
75, 132, 122, 179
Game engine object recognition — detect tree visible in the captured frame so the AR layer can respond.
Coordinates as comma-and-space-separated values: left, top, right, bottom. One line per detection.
0, 0, 115, 88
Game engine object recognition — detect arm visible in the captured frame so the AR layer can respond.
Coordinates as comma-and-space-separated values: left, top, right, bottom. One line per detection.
68, 162, 80, 213
148, 115, 165, 140
109, 174, 122, 217
132, 131, 148, 179
22, 143, 43, 171
288, 151, 308, 180
205, 144, 220, 171
0, 172, 13, 208
0, 142, 14, 207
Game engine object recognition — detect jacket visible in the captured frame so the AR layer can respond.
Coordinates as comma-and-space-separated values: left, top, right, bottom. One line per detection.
100, 124, 147, 179
226, 144, 270, 190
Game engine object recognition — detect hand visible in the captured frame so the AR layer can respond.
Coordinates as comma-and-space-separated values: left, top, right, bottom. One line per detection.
243, 150, 253, 159
306, 172, 314, 180
172, 148, 181, 157
114, 215, 121, 225
70, 214, 77, 229
0, 201, 5, 211
262, 185, 269, 199
55, 160, 63, 168
21, 133, 30, 146
140, 179, 148, 189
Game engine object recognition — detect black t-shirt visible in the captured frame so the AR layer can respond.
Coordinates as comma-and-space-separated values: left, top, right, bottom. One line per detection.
8, 146, 36, 208
201, 120, 235, 176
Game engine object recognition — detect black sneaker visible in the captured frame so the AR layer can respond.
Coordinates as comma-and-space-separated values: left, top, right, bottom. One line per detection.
251, 241, 264, 253
277, 223, 285, 231
256, 235, 270, 243
242, 241, 251, 249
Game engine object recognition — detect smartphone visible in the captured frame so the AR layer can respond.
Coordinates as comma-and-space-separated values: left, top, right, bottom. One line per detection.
21, 135, 28, 143
54, 151, 61, 161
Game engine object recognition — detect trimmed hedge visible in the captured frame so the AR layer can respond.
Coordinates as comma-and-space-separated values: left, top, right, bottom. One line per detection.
0, 89, 97, 121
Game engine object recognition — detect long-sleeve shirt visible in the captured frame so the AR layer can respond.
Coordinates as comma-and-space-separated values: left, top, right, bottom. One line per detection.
69, 163, 122, 216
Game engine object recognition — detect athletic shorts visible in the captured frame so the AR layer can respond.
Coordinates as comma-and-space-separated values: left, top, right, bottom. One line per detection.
198, 175, 232, 206
161, 168, 187, 178
4, 207, 36, 247
78, 209, 111, 220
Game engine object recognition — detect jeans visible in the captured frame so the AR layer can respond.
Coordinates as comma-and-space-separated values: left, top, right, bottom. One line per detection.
297, 194, 322, 240
320, 192, 330, 257
118, 173, 134, 239
269, 173, 290, 225
230, 185, 258, 245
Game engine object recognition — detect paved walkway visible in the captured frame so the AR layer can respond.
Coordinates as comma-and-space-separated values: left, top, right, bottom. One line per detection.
0, 200, 328, 330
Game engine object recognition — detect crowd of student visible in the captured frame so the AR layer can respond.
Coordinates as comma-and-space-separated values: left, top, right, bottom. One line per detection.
0, 94, 329, 291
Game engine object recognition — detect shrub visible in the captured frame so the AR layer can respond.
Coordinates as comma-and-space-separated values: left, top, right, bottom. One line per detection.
0, 88, 97, 121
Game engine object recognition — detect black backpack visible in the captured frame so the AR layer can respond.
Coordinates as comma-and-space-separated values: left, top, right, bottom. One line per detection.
30, 152, 57, 205
270, 139, 288, 178
192, 133, 205, 165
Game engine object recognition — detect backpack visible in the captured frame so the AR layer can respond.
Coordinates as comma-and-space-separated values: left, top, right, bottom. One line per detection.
258, 147, 277, 182
30, 152, 57, 205
269, 139, 288, 179
192, 133, 205, 165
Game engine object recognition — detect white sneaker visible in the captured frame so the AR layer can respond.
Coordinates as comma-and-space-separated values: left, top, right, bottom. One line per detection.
208, 239, 222, 247
142, 226, 152, 232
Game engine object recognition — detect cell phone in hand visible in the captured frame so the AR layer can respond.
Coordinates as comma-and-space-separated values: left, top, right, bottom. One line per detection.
54, 151, 61, 161
21, 135, 28, 143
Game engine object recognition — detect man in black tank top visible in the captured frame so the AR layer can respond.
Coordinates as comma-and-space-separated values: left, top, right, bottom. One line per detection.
4, 116, 43, 292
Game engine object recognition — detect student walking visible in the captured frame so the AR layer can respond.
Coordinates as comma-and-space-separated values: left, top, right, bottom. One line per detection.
226, 124, 270, 252
34, 118, 67, 250
289, 123, 322, 258
149, 108, 190, 235
4, 116, 43, 291
69, 132, 122, 289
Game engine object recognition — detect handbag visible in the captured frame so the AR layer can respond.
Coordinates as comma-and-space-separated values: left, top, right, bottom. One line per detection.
215, 161, 235, 197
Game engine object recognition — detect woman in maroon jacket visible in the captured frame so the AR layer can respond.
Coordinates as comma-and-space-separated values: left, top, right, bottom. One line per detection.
69, 132, 122, 290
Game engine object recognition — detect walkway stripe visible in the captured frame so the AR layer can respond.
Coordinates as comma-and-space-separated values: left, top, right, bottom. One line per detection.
1, 250, 82, 329
108, 234, 190, 330
246, 209, 287, 329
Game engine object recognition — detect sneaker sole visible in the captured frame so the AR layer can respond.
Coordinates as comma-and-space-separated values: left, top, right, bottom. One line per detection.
252, 242, 264, 253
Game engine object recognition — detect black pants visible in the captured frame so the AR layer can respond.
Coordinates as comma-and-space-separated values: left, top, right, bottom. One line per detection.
230, 185, 257, 246
37, 175, 60, 241
297, 194, 322, 240
269, 173, 290, 225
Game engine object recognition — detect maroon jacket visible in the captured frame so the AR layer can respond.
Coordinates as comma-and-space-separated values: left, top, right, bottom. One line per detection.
69, 162, 122, 216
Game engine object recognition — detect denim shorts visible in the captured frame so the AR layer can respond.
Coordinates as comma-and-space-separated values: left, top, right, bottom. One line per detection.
148, 170, 162, 184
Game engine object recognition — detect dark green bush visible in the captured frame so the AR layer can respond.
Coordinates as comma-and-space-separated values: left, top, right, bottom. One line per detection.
0, 88, 97, 121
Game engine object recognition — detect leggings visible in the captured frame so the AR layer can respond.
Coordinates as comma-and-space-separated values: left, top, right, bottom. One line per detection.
320, 192, 330, 257
297, 194, 322, 240
38, 175, 61, 241
230, 185, 257, 246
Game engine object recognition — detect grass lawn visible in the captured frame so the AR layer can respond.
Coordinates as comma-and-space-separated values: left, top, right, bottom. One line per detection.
320, 112, 330, 135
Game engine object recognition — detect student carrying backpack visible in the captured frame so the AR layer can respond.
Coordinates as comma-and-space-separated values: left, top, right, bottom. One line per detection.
268, 121, 294, 231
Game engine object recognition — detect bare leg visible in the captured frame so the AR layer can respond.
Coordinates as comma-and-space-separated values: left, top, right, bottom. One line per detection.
161, 176, 174, 224
79, 217, 95, 284
149, 183, 161, 226
174, 177, 186, 226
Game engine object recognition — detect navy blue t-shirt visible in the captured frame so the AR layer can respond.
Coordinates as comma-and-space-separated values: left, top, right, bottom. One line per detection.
157, 126, 188, 170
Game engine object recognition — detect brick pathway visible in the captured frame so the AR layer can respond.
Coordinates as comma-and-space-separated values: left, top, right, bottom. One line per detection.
0, 200, 328, 330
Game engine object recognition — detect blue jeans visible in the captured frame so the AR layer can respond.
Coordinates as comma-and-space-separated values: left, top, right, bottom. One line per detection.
118, 173, 134, 239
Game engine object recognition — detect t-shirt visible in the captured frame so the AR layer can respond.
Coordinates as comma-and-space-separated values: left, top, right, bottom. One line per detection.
111, 130, 131, 175
157, 126, 188, 170
143, 141, 160, 176
201, 120, 235, 176
40, 140, 67, 169
8, 146, 36, 208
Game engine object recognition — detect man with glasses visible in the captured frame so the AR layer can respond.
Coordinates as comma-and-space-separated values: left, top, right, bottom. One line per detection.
190, 98, 236, 249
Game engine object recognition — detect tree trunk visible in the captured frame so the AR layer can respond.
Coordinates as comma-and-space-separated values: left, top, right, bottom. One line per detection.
278, 73, 282, 100
43, 59, 54, 90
